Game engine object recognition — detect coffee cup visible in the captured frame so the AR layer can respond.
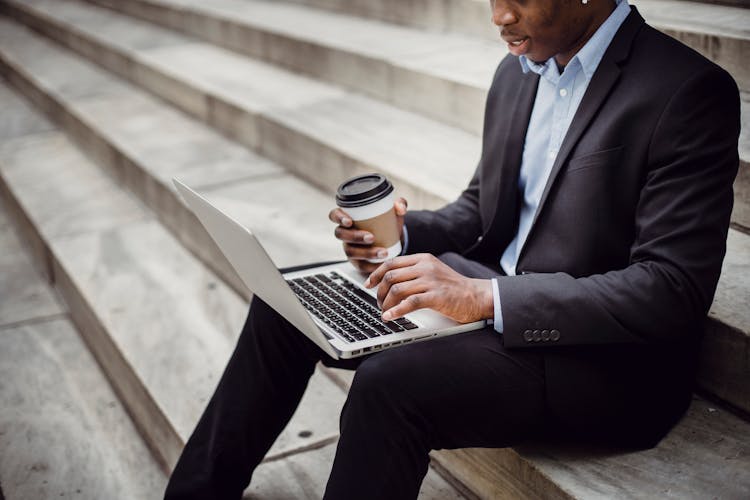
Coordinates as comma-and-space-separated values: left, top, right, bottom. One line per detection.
336, 173, 401, 263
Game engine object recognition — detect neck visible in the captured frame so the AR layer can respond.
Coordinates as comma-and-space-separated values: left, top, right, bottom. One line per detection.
554, 0, 617, 67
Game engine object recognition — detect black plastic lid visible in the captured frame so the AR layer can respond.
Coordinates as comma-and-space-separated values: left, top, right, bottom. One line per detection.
335, 173, 393, 208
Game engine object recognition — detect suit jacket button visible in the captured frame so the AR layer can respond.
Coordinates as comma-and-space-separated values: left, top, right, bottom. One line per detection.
541, 329, 550, 341
532, 329, 541, 342
523, 330, 533, 342
551, 329, 561, 341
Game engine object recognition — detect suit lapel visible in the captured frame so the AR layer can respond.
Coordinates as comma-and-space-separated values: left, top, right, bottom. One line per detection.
482, 71, 539, 238
521, 8, 645, 252
529, 61, 622, 230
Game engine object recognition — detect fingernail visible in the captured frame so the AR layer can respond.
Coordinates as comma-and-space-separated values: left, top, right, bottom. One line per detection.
382, 311, 392, 321
341, 217, 352, 227
363, 278, 371, 288
363, 234, 374, 243
377, 249, 388, 258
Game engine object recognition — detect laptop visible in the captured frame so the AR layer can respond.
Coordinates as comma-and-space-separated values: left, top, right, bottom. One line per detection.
173, 179, 487, 359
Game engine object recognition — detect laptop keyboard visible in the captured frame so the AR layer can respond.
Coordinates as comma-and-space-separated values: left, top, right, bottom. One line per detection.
287, 272, 418, 343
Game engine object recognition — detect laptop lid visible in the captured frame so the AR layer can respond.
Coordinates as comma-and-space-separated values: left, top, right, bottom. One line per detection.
173, 179, 340, 359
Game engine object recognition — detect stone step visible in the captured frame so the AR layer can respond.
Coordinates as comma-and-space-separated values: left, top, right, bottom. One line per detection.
0, 123, 62, 327
702, 0, 750, 8
248, 441, 468, 499
85, 0, 500, 136
738, 92, 750, 230
0, 83, 352, 476
81, 0, 750, 170
707, 0, 750, 8
438, 395, 750, 499
701, 228, 750, 414
0, 14, 344, 296
0, 0, 482, 212
1, 1, 748, 413
0, 205, 167, 497
279, 0, 750, 94
280, 0, 498, 39
0, 315, 169, 500
633, 0, 750, 92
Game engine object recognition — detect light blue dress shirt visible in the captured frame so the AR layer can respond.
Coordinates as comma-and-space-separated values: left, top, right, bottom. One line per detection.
491, 0, 631, 333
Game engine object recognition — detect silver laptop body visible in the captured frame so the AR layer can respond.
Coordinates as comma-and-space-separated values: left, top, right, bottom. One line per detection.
174, 179, 487, 359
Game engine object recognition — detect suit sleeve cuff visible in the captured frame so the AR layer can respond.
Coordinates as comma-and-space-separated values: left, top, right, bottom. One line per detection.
492, 278, 504, 333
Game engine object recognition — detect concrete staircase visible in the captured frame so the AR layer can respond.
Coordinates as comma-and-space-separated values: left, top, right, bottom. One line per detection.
0, 97, 167, 497
0, 0, 747, 498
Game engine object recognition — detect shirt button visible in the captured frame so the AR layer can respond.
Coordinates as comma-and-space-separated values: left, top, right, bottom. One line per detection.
548, 150, 556, 159
559, 88, 568, 97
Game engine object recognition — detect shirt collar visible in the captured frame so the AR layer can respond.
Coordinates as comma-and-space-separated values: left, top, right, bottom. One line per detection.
519, 56, 552, 77
519, 0, 631, 80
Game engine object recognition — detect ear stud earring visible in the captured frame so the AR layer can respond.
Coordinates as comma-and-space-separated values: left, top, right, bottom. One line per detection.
582, 0, 589, 3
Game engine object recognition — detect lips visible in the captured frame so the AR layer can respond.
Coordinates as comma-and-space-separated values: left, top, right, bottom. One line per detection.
503, 35, 530, 55
500, 30, 529, 56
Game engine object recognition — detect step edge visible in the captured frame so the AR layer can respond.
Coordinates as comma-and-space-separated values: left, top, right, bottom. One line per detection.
0, 0, 468, 208
0, 166, 182, 474
84, 0, 489, 135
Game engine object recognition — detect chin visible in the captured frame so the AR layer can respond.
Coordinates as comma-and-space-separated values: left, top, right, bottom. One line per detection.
527, 54, 548, 64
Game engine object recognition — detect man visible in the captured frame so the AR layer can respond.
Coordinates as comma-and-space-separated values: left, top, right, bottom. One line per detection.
165, 0, 740, 498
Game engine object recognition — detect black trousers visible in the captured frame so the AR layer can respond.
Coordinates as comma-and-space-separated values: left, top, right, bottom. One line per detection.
165, 255, 548, 500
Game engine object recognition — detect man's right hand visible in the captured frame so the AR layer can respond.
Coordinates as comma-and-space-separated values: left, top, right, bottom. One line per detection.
328, 198, 408, 274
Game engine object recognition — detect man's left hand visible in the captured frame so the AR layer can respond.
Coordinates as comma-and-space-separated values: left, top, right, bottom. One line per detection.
364, 253, 494, 324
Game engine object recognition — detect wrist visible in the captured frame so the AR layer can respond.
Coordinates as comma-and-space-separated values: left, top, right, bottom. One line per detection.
471, 279, 495, 320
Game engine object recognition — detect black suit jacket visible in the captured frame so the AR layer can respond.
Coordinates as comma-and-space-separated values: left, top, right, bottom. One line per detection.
404, 8, 740, 446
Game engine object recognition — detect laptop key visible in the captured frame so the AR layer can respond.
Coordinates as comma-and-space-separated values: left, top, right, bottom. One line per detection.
394, 318, 418, 329
331, 326, 355, 343
350, 287, 379, 308
385, 321, 404, 332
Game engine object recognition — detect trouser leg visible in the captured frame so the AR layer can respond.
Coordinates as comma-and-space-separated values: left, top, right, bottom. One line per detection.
166, 255, 543, 499
164, 296, 338, 500
323, 328, 546, 500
